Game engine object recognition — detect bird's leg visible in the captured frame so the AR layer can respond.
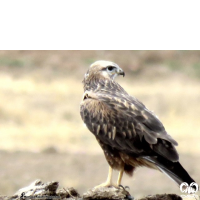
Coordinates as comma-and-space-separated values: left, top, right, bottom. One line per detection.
117, 168, 124, 186
95, 166, 117, 188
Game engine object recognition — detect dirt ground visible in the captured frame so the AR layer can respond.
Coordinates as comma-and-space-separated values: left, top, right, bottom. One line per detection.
0, 51, 199, 199
0, 150, 199, 199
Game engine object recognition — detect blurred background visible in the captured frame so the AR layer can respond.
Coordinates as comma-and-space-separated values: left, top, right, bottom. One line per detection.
0, 50, 199, 198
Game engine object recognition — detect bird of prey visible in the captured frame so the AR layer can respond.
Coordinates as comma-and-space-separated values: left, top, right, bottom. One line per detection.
80, 60, 196, 188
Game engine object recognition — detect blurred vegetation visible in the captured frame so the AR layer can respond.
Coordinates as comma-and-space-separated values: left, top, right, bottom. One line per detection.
0, 51, 199, 198
0, 50, 200, 77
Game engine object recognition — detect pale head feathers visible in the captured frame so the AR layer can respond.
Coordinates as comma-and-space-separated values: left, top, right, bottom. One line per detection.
84, 60, 125, 81
91, 60, 118, 69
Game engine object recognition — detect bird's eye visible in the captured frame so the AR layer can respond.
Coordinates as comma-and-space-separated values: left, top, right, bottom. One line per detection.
107, 66, 115, 71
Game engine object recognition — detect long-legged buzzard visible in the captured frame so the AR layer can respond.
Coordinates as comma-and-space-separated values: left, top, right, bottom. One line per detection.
80, 60, 196, 188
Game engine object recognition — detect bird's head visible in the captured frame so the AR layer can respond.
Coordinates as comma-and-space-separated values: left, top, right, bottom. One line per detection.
84, 60, 125, 82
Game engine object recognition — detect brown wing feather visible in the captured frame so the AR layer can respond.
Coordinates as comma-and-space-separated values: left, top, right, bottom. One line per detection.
80, 89, 179, 162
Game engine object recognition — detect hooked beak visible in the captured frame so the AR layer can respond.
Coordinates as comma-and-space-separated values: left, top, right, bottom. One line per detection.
117, 68, 125, 77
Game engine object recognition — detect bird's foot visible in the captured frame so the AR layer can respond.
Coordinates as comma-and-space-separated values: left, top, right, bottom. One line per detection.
119, 185, 130, 191
94, 181, 118, 189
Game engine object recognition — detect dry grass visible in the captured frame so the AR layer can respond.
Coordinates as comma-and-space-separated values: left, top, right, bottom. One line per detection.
0, 64, 199, 155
